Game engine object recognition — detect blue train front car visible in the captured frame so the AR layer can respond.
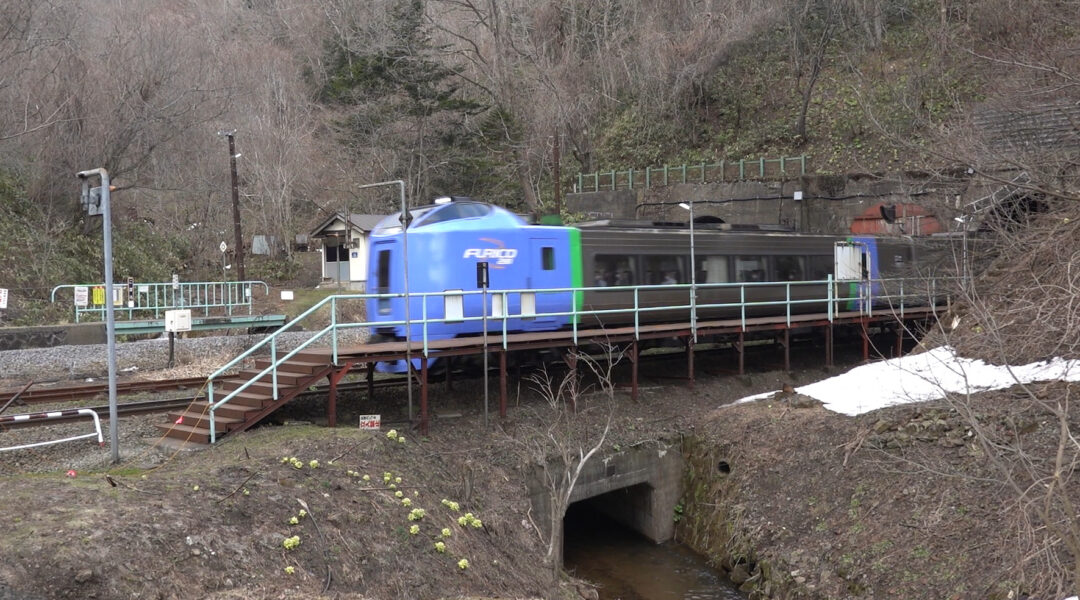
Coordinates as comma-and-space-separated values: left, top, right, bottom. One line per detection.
366, 199, 581, 371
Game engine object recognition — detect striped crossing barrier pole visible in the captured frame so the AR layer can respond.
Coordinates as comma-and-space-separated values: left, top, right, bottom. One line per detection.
0, 408, 105, 452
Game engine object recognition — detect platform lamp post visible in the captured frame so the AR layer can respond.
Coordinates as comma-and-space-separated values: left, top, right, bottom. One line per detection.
357, 180, 412, 420
678, 202, 697, 342
77, 168, 120, 463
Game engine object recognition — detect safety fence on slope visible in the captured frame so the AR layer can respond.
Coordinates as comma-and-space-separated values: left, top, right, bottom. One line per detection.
574, 156, 808, 193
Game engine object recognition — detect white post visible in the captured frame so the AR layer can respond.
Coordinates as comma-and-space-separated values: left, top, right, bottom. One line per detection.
679, 202, 697, 342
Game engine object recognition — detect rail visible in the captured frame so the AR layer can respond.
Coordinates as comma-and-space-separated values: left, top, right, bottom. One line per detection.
204, 274, 946, 442
574, 155, 808, 193
0, 408, 104, 452
50, 280, 269, 322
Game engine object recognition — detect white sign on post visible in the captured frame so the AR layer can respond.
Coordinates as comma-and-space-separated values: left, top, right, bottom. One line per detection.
74, 286, 89, 307
358, 415, 381, 430
220, 241, 227, 253
0, 288, 7, 310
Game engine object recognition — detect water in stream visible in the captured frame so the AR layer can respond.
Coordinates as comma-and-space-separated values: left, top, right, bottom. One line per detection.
563, 504, 746, 600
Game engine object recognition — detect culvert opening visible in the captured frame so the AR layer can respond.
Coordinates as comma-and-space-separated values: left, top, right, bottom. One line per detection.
563, 501, 745, 599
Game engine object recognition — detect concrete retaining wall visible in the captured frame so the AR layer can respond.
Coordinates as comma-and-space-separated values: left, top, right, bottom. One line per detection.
566, 173, 968, 234
0, 323, 106, 351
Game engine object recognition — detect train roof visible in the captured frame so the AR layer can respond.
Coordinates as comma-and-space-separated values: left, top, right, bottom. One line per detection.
573, 218, 796, 233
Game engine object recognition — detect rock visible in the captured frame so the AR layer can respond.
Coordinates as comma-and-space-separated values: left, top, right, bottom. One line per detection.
729, 563, 751, 584
75, 569, 94, 584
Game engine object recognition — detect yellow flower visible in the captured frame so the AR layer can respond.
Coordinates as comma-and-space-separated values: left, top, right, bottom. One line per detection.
387, 429, 398, 440
398, 436, 406, 444
434, 541, 446, 553
402, 498, 412, 507
192, 485, 200, 491
394, 476, 402, 484
362, 474, 370, 482
395, 490, 404, 498
284, 566, 295, 575
409, 524, 420, 535
288, 516, 299, 525
457, 558, 469, 570
308, 460, 319, 469
283, 535, 301, 550
441, 528, 452, 538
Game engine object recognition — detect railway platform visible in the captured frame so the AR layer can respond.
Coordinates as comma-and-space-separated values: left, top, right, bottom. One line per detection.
154, 283, 943, 445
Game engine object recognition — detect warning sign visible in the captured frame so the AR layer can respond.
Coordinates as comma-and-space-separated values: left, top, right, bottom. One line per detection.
0, 288, 7, 310
74, 286, 89, 307
358, 415, 381, 430
92, 286, 105, 305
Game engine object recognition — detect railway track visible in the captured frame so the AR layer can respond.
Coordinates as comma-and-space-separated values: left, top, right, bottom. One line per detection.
0, 378, 407, 430
1, 376, 209, 405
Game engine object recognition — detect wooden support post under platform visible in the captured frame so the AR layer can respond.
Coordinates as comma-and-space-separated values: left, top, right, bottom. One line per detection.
366, 362, 375, 400
861, 317, 870, 362
564, 350, 578, 412
327, 362, 355, 428
499, 351, 508, 419
630, 340, 639, 402
444, 356, 453, 391
895, 322, 904, 358
782, 329, 791, 372
825, 324, 834, 369
420, 357, 429, 436
737, 331, 745, 375
685, 336, 695, 389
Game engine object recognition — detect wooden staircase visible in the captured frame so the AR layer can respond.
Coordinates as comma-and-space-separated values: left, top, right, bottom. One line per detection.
156, 354, 334, 445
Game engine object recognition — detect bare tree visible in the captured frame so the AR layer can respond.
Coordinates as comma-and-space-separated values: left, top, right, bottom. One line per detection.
506, 347, 622, 595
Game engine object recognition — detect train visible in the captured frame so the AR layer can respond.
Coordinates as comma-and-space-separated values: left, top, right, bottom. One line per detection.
366, 197, 950, 372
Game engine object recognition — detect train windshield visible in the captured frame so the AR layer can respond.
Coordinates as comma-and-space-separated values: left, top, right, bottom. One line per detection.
373, 207, 435, 234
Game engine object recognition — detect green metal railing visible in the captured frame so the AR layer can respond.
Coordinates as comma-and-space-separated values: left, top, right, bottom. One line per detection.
204, 274, 943, 442
574, 155, 808, 193
50, 280, 269, 322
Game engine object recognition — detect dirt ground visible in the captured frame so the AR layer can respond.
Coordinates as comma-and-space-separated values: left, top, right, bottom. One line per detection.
0, 341, 1076, 599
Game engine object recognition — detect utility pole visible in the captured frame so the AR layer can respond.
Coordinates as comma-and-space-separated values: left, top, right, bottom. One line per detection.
553, 129, 561, 219
77, 168, 120, 463
218, 129, 246, 281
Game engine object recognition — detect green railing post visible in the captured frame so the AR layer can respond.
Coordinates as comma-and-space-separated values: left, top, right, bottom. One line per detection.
610, 169, 616, 191
780, 156, 786, 176
738, 159, 745, 179
680, 164, 687, 183
577, 172, 583, 193
663, 164, 669, 186
646, 167, 651, 188
700, 161, 706, 183
628, 168, 634, 189
719, 159, 725, 181
759, 156, 765, 178
594, 172, 599, 192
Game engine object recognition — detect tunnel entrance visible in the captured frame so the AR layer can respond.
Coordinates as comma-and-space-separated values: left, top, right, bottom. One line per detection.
563, 502, 744, 599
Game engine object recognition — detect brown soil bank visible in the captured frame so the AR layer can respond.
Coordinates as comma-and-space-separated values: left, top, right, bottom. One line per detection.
0, 363, 1075, 600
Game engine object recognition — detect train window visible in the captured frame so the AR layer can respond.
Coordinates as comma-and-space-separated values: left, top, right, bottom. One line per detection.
643, 255, 683, 285
376, 249, 391, 315
807, 256, 832, 280
735, 256, 766, 282
773, 256, 805, 281
542, 247, 555, 270
593, 254, 636, 286
702, 256, 730, 283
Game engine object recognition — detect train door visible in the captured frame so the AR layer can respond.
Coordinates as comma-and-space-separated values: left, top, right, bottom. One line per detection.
835, 240, 874, 311
834, 241, 868, 281
528, 238, 561, 329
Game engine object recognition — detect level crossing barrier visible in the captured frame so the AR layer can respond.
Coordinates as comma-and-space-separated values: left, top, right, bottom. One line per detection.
50, 280, 269, 322
204, 275, 946, 442
0, 408, 105, 452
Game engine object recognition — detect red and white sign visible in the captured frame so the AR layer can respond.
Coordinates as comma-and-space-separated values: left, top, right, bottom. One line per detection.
358, 415, 381, 430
